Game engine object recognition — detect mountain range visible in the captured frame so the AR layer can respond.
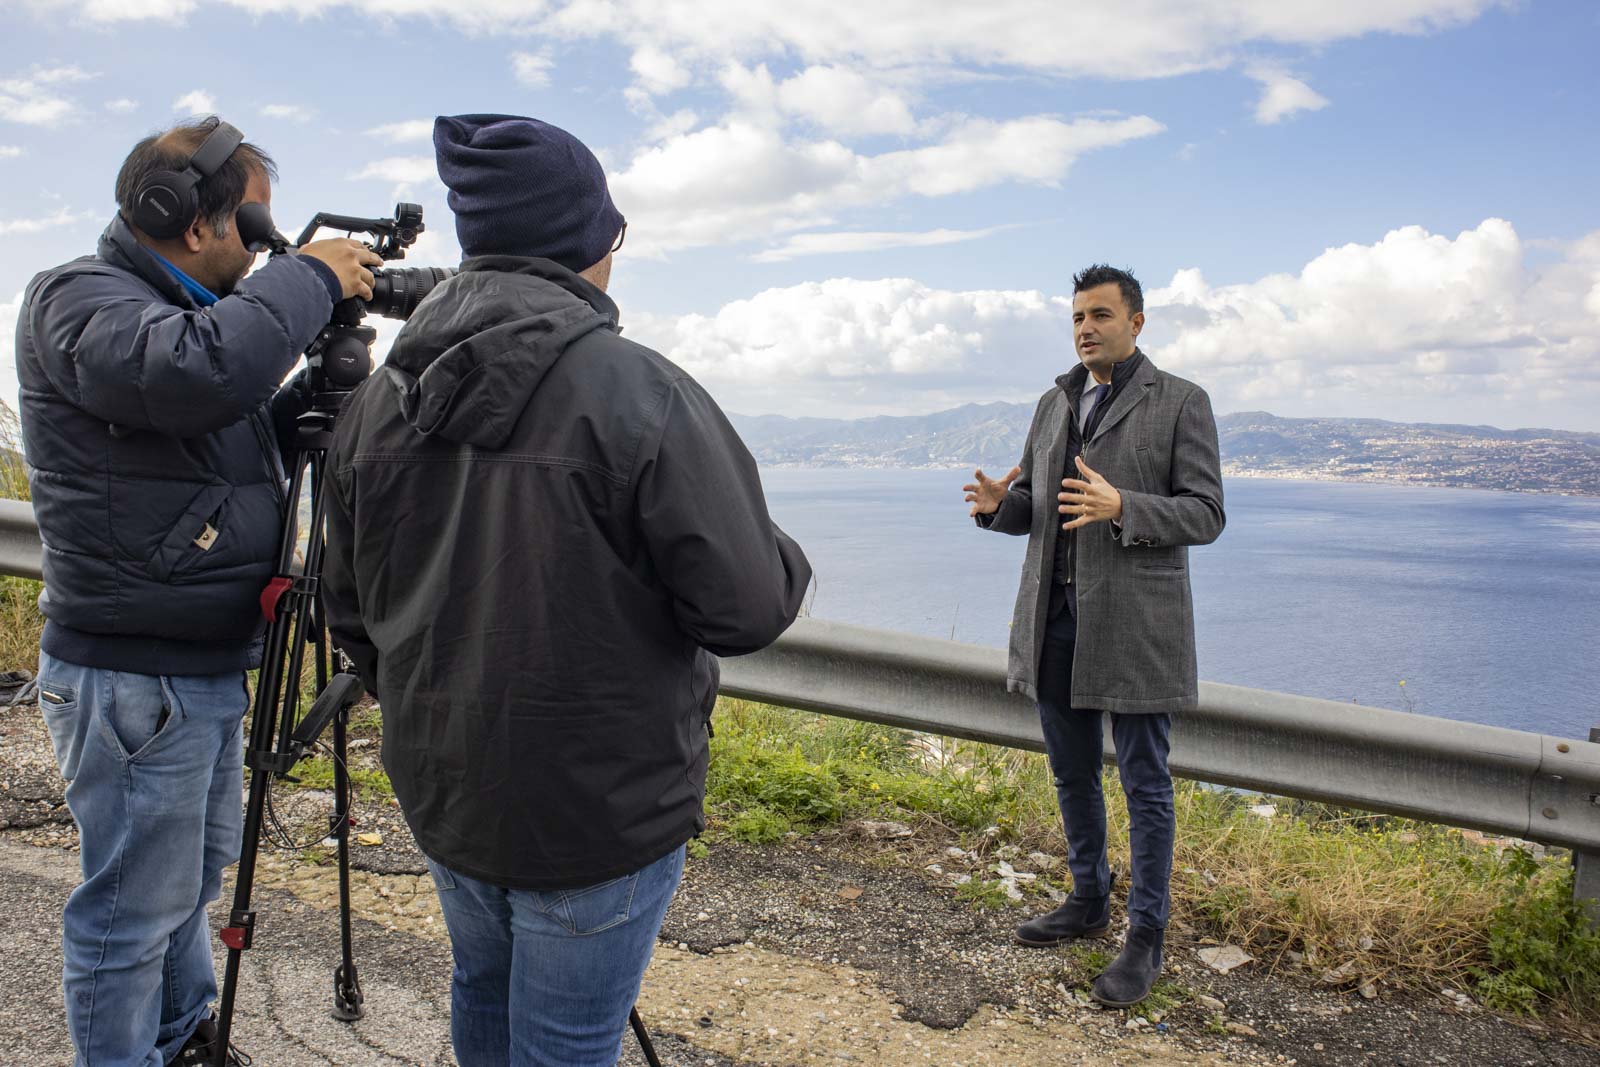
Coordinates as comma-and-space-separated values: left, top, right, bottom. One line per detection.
728, 405, 1600, 496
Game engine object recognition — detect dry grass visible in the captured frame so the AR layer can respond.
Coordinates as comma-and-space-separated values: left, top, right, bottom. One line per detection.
707, 699, 1598, 1021
0, 398, 26, 502
0, 577, 43, 672
1, 399, 43, 670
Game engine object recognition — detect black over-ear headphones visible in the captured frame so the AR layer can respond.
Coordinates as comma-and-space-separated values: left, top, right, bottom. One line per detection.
130, 121, 246, 240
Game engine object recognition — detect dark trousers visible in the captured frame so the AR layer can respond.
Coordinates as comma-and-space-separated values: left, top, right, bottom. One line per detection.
1036, 595, 1175, 930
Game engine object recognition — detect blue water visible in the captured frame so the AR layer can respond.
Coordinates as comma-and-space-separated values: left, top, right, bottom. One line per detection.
758, 469, 1600, 741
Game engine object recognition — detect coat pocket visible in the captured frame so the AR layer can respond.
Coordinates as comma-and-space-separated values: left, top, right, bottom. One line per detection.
1134, 446, 1160, 495
146, 484, 233, 582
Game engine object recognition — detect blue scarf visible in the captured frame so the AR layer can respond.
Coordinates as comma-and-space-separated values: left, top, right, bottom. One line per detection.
148, 250, 220, 308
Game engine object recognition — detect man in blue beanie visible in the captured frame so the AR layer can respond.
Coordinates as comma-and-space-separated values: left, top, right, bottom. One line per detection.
321, 114, 812, 1067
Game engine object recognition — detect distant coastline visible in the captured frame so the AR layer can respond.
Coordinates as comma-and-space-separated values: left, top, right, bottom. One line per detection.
1216, 468, 1595, 498
732, 406, 1600, 498
755, 462, 1597, 498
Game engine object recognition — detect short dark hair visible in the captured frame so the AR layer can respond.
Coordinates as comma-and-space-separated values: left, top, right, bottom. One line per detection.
114, 116, 277, 238
1072, 264, 1143, 316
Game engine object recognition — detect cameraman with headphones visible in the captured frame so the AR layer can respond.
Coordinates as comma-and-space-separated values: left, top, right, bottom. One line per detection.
15, 116, 381, 1066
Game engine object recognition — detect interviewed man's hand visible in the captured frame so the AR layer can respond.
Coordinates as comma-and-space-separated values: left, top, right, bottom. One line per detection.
963, 465, 1021, 517
1059, 455, 1123, 529
300, 238, 385, 302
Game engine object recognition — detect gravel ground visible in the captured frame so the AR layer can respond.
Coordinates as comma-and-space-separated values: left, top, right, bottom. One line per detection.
5, 695, 1600, 1066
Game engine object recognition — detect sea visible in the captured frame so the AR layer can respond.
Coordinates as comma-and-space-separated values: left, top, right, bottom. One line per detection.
756, 469, 1600, 741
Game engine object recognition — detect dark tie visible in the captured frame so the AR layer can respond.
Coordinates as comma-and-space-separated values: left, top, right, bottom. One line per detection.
1081, 383, 1110, 434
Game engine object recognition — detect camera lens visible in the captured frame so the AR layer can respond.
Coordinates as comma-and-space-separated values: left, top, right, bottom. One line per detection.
367, 267, 455, 321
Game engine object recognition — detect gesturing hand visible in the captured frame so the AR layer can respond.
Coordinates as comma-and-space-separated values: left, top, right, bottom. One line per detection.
963, 465, 1022, 517
1059, 455, 1122, 530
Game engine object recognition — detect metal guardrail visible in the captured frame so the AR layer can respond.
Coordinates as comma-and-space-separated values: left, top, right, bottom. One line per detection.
0, 499, 42, 581
6, 498, 1599, 879
718, 618, 1600, 858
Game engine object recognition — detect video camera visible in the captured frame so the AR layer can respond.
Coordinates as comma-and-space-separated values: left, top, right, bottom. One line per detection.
237, 201, 456, 395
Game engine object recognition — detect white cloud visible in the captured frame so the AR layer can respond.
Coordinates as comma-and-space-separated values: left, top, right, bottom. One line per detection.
774, 65, 919, 137
511, 51, 554, 88
752, 225, 1015, 263
610, 113, 1162, 256
366, 119, 435, 143
0, 72, 79, 125
260, 103, 314, 121
28, 1, 1501, 81
1145, 219, 1600, 413
1249, 67, 1330, 125
0, 146, 22, 158
349, 155, 443, 204
632, 277, 1074, 416
630, 219, 1600, 423
173, 89, 216, 114
351, 156, 437, 184
629, 45, 691, 95
31, 65, 94, 85
0, 206, 94, 236
104, 98, 138, 113
0, 291, 20, 414
644, 108, 699, 142
543, 0, 1499, 80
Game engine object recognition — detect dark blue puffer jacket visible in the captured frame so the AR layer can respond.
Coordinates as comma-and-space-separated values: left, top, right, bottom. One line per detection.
16, 216, 336, 675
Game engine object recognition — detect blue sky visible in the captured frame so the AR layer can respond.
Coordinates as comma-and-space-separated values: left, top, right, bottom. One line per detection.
2, 0, 1598, 428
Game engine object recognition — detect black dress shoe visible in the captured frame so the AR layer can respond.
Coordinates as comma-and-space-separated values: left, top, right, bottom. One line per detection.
1015, 881, 1113, 947
1090, 924, 1165, 1007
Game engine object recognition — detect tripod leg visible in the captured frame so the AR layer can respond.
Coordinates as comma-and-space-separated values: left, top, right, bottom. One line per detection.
630, 1006, 663, 1067
329, 654, 365, 1021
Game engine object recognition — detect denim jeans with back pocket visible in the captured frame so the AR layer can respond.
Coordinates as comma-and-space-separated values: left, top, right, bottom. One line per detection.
37, 650, 248, 1067
426, 844, 686, 1067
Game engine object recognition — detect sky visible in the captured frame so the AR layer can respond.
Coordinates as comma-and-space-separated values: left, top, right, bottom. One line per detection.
2, 0, 1598, 429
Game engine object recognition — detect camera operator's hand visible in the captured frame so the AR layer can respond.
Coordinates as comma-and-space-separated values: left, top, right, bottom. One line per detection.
300, 239, 384, 302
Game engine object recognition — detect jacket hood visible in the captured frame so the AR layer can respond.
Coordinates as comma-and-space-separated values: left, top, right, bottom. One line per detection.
383, 256, 617, 450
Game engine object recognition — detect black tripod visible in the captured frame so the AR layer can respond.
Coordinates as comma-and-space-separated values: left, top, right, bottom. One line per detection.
212, 389, 367, 1065
208, 386, 665, 1067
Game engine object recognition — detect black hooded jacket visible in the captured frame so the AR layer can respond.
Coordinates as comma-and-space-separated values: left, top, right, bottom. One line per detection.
322, 257, 811, 889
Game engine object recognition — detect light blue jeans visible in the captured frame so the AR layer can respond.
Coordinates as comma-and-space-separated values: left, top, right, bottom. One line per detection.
426, 845, 686, 1067
37, 651, 248, 1067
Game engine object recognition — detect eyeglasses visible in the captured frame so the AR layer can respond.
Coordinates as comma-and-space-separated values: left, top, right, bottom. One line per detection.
611, 222, 627, 254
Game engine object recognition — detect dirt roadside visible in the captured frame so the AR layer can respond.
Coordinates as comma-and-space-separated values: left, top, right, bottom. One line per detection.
4, 697, 1598, 1067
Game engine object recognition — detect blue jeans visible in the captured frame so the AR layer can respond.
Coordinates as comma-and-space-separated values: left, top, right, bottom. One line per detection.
1035, 600, 1175, 929
426, 845, 686, 1067
37, 651, 247, 1067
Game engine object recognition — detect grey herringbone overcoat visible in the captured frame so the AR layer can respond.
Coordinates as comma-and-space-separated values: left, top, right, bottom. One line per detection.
982, 351, 1224, 713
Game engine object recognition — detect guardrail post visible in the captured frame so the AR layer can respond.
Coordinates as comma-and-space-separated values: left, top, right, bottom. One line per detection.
1576, 726, 1600, 928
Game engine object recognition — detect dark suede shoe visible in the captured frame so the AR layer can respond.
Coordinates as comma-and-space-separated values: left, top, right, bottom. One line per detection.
1015, 882, 1113, 947
172, 1014, 251, 1066
1090, 924, 1165, 1007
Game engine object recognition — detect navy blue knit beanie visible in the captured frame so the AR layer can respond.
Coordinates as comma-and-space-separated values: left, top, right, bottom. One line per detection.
433, 114, 624, 272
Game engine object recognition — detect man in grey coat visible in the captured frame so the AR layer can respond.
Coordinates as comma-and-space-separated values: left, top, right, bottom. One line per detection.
965, 264, 1224, 1007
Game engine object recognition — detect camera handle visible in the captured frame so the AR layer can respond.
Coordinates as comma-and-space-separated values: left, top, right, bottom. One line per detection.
212, 399, 366, 1065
